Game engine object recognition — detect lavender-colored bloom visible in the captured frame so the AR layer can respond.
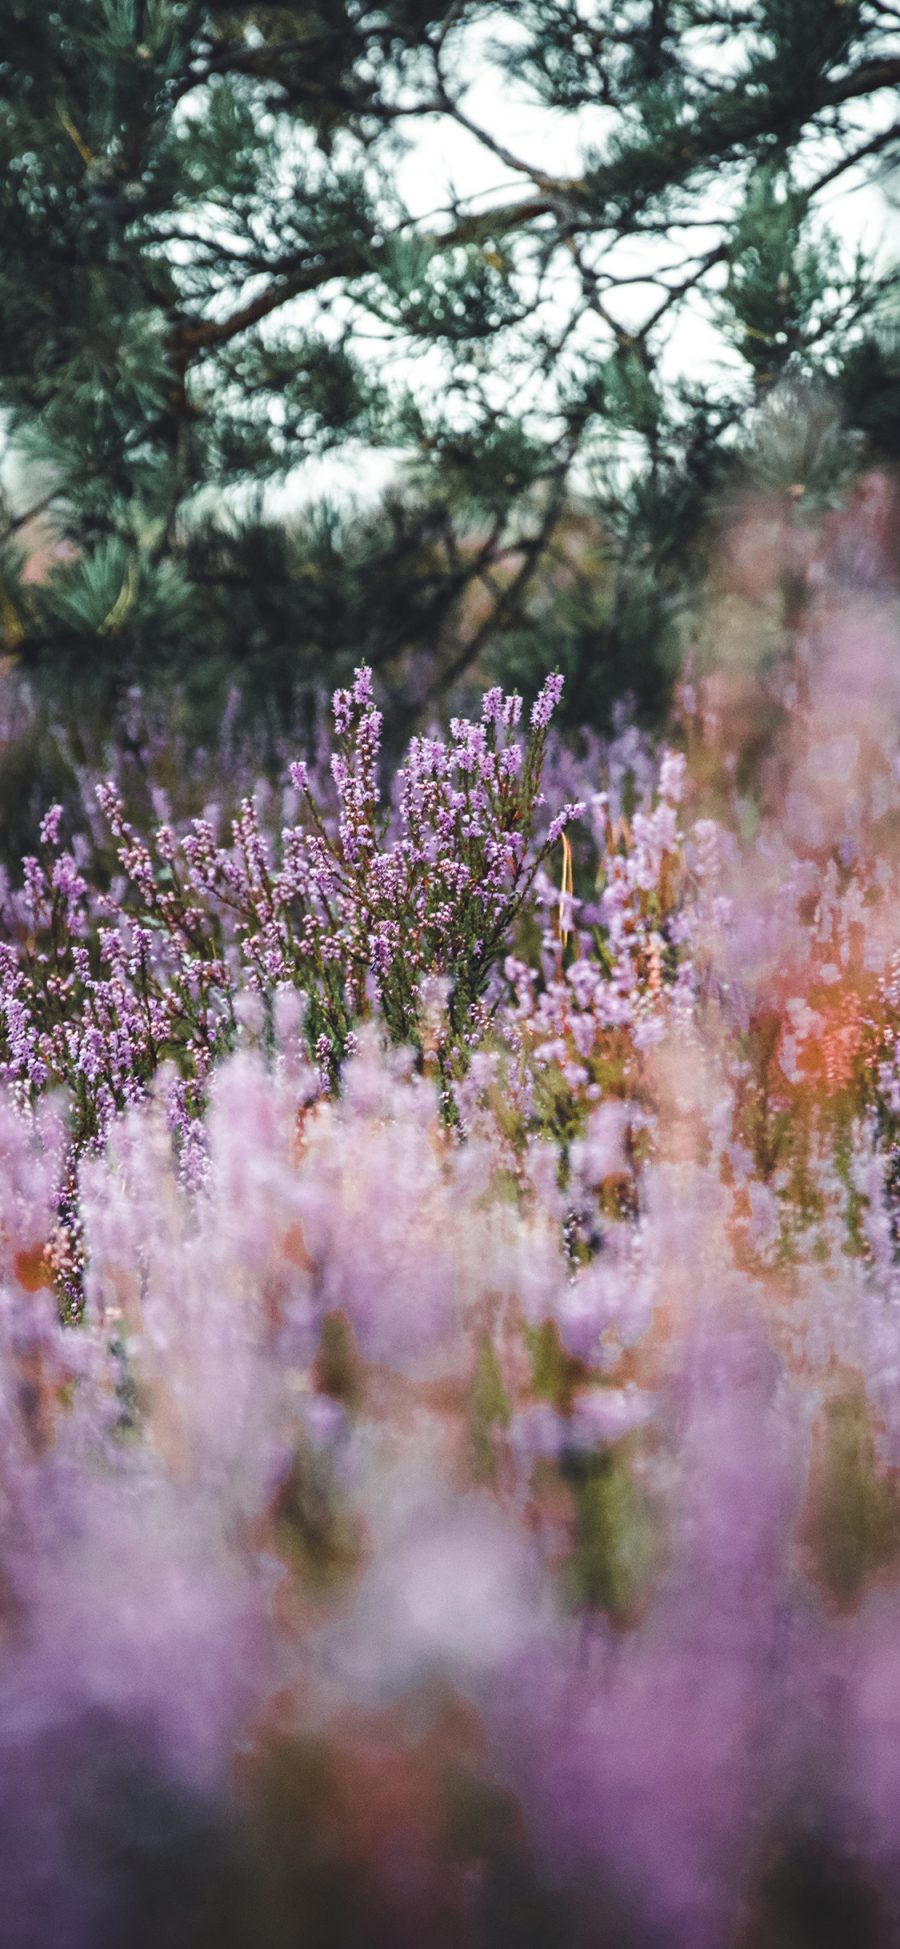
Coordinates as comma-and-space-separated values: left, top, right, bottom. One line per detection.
530, 671, 565, 729
546, 800, 585, 846
38, 803, 63, 849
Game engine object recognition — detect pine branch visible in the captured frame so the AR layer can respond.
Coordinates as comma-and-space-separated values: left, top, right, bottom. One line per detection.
171, 196, 558, 358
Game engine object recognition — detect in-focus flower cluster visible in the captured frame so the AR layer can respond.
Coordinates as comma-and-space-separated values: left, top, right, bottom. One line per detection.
0, 667, 581, 1153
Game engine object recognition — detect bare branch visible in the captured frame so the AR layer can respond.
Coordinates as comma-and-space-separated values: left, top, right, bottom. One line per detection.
823, 54, 900, 107
806, 116, 900, 198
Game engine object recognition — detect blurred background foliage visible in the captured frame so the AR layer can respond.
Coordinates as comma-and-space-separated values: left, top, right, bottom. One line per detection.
0, 0, 898, 798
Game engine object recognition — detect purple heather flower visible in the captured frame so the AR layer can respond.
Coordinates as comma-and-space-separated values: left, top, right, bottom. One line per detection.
38, 803, 63, 849
546, 801, 585, 846
530, 672, 564, 730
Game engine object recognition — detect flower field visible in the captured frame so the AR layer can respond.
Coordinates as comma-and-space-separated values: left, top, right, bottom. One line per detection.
2, 496, 900, 1946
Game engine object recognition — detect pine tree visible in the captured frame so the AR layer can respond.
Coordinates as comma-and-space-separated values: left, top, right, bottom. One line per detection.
0, 0, 898, 729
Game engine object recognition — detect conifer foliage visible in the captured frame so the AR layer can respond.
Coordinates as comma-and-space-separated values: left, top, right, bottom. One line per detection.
1, 0, 899, 718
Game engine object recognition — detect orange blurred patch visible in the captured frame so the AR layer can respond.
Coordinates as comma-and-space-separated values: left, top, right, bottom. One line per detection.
13, 1243, 53, 1294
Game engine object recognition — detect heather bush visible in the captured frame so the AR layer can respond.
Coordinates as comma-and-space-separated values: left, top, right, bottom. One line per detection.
4, 487, 900, 1943
0, 667, 585, 1157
